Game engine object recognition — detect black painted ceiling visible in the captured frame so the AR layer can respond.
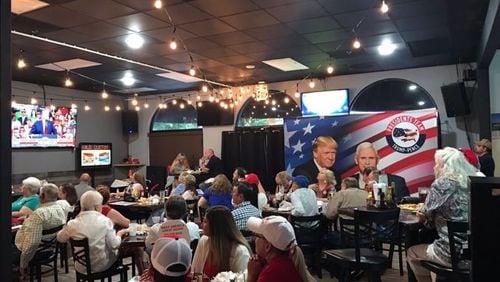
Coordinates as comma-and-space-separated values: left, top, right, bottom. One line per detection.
10, 0, 489, 97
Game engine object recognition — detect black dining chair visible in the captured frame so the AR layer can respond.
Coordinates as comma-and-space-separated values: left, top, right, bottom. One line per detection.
323, 208, 400, 282
420, 220, 470, 282
290, 214, 325, 279
29, 224, 64, 282
69, 237, 129, 282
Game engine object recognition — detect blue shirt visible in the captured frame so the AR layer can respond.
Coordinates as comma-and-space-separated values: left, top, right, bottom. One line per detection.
171, 183, 186, 196
202, 188, 233, 210
12, 194, 40, 212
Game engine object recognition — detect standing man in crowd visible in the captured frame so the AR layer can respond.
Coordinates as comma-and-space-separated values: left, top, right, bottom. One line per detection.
200, 148, 223, 177
293, 136, 341, 190
75, 173, 94, 200
351, 142, 409, 204
474, 138, 495, 176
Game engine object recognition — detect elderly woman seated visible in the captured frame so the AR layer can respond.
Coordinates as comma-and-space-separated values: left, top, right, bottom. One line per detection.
57, 190, 145, 274
96, 185, 130, 229
12, 177, 41, 219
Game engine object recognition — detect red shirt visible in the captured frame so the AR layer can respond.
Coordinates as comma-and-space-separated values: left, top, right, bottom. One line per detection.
258, 254, 303, 282
101, 205, 111, 216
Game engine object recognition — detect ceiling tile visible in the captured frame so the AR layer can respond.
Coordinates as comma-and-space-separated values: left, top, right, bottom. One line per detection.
195, 47, 240, 59
107, 13, 169, 32
266, 1, 328, 22
147, 3, 211, 25
228, 41, 270, 54
205, 31, 256, 46
180, 19, 236, 36
23, 6, 96, 28
400, 26, 449, 41
191, 0, 259, 17
243, 24, 297, 40
40, 29, 94, 44
194, 58, 226, 69
286, 16, 340, 34
356, 21, 397, 36
357, 33, 405, 47
394, 14, 447, 32
183, 37, 220, 51
62, 0, 135, 20
390, 0, 446, 19
216, 55, 255, 65
318, 0, 375, 14
221, 10, 279, 30
333, 8, 390, 28
165, 52, 198, 63
12, 15, 61, 34
315, 39, 350, 53
143, 27, 196, 43
70, 22, 130, 40
303, 29, 350, 44
263, 36, 312, 49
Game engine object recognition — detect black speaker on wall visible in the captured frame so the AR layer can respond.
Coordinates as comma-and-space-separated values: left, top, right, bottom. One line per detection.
122, 110, 138, 135
440, 82, 471, 117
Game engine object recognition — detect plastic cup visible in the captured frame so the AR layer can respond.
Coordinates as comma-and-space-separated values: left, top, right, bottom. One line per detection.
152, 216, 161, 224
129, 223, 138, 236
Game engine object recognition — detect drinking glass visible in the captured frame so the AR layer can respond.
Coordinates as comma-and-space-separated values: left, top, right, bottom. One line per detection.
418, 187, 430, 203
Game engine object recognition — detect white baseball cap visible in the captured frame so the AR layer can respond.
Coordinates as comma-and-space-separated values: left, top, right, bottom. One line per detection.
151, 237, 192, 277
247, 216, 296, 251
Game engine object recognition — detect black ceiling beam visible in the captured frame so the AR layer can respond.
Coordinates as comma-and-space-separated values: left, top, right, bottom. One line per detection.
477, 0, 500, 68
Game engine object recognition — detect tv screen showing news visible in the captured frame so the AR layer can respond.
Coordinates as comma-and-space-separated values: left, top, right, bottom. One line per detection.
79, 143, 112, 168
11, 103, 77, 148
301, 89, 349, 117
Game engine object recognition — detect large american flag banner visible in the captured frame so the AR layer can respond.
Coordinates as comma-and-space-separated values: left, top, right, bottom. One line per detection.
284, 109, 439, 194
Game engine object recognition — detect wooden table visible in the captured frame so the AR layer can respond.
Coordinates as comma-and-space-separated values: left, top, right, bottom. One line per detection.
109, 200, 164, 222
121, 235, 146, 248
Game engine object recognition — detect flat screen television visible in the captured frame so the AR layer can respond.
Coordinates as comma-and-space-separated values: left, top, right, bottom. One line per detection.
11, 103, 77, 148
301, 89, 349, 117
197, 99, 234, 126
79, 143, 112, 168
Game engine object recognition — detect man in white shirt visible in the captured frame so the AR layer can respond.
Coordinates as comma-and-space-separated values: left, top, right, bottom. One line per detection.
290, 175, 318, 217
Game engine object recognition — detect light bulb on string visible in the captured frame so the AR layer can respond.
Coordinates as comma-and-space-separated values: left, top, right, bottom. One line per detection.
71, 103, 77, 109
64, 76, 73, 87
84, 104, 90, 111
196, 94, 201, 100
144, 102, 149, 109
17, 58, 26, 69
353, 38, 361, 49
202, 84, 208, 93
381, 0, 389, 13
169, 38, 177, 50
131, 98, 138, 106
104, 105, 110, 111
154, 0, 162, 9
209, 95, 215, 102
294, 83, 300, 98
179, 103, 185, 109
135, 106, 140, 111
309, 79, 315, 88
101, 89, 109, 99
189, 66, 196, 76
284, 97, 290, 103
327, 64, 334, 74
197, 101, 202, 107
172, 99, 177, 105
115, 105, 121, 111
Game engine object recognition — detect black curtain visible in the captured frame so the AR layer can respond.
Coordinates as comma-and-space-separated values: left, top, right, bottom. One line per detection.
222, 127, 284, 192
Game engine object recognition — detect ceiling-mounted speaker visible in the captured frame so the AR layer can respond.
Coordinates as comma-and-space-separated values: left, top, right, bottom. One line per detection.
122, 110, 138, 135
440, 82, 470, 117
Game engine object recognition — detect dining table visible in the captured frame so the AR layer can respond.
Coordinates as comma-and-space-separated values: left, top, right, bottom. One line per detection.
109, 198, 165, 222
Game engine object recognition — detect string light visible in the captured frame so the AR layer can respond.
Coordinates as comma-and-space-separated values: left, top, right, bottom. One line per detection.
71, 103, 77, 109
284, 97, 290, 103
209, 95, 214, 102
104, 105, 110, 111
144, 102, 149, 108
196, 94, 201, 100
189, 66, 196, 76
179, 103, 185, 109
135, 106, 140, 111
154, 0, 162, 9
101, 89, 109, 99
169, 38, 177, 50
131, 98, 138, 106
115, 105, 121, 111
353, 38, 361, 49
202, 84, 208, 93
327, 64, 334, 74
17, 58, 26, 69
197, 101, 202, 107
309, 79, 316, 88
84, 104, 90, 111
30, 97, 37, 104
381, 0, 389, 13
172, 99, 177, 105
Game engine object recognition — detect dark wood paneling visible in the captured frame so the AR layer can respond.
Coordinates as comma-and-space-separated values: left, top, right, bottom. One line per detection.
148, 130, 203, 170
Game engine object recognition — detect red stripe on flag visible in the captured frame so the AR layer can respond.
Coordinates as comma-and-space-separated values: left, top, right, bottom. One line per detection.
384, 149, 436, 175
406, 175, 435, 194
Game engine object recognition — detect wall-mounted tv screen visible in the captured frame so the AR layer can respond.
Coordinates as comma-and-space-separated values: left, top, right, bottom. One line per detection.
301, 89, 349, 117
197, 99, 234, 126
79, 143, 112, 168
11, 103, 77, 148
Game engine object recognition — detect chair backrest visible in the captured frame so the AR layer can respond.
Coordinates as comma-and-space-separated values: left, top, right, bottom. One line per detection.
69, 238, 93, 275
352, 208, 400, 263
37, 225, 64, 253
290, 214, 323, 244
447, 220, 470, 272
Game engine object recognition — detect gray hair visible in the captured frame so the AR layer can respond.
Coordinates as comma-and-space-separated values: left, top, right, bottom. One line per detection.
354, 142, 379, 161
22, 177, 41, 194
40, 183, 59, 202
80, 191, 103, 211
435, 147, 478, 188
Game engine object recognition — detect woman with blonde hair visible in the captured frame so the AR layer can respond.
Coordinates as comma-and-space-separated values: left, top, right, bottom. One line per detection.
198, 174, 233, 210
192, 206, 251, 279
169, 153, 191, 174
312, 168, 335, 198
275, 171, 292, 194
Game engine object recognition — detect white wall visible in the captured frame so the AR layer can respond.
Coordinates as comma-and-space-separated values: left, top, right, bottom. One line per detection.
130, 64, 473, 166
11, 81, 127, 176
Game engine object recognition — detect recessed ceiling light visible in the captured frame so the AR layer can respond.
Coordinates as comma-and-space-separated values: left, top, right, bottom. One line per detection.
378, 39, 397, 56
125, 33, 144, 49
12, 0, 49, 14
408, 84, 417, 91
121, 71, 135, 86
262, 58, 309, 72
156, 72, 203, 83
245, 65, 255, 69
36, 58, 101, 71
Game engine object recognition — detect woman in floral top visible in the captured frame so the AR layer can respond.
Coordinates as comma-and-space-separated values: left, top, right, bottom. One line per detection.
407, 147, 478, 282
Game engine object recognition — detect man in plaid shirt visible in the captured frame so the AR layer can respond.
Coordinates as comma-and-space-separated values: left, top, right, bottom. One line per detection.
13, 183, 66, 279
231, 182, 261, 231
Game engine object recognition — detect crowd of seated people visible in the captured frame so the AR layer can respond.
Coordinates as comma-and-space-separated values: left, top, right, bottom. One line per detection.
11, 139, 486, 282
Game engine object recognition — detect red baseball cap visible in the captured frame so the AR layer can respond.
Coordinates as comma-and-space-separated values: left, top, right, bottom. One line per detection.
459, 148, 479, 168
245, 173, 260, 185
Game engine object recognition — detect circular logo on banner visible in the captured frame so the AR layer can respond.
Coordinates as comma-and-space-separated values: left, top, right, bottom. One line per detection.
385, 115, 426, 154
